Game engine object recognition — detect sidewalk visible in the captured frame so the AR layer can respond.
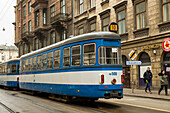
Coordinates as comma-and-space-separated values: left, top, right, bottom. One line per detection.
123, 88, 170, 101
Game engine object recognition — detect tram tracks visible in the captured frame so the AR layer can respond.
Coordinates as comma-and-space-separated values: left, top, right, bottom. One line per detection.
0, 102, 16, 113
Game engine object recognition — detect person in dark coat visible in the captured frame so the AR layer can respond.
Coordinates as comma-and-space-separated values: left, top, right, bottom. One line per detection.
158, 70, 169, 96
143, 67, 153, 94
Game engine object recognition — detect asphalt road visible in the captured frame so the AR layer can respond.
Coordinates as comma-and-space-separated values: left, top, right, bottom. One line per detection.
0, 88, 169, 113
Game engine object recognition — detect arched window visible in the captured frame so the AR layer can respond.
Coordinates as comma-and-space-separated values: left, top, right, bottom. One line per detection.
139, 52, 150, 64
163, 52, 170, 63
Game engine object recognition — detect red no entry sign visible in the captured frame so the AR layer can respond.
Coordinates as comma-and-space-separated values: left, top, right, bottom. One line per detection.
162, 38, 170, 52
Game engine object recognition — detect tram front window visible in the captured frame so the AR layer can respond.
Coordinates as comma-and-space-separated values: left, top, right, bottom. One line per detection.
99, 47, 121, 65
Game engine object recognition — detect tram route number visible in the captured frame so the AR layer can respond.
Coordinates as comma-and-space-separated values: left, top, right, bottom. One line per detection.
109, 22, 118, 33
109, 72, 117, 76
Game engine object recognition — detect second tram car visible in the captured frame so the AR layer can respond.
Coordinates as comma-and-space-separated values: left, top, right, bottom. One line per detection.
20, 32, 124, 99
0, 58, 20, 88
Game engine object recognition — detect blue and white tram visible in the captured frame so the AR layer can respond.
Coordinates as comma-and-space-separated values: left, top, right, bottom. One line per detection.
0, 58, 20, 88
20, 32, 124, 99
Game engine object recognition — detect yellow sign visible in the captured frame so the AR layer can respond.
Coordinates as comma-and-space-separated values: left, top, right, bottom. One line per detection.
109, 22, 118, 33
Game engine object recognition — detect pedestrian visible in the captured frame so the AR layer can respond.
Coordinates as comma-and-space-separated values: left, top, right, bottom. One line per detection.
143, 67, 153, 94
158, 70, 169, 96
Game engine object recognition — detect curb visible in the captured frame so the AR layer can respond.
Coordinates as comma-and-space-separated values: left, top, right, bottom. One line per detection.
124, 94, 170, 101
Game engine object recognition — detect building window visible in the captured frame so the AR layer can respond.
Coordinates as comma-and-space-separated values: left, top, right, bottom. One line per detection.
90, 0, 95, 8
102, 17, 109, 31
23, 43, 27, 54
23, 5, 26, 18
80, 0, 84, 14
61, 29, 67, 41
42, 38, 46, 48
61, 0, 66, 13
90, 23, 96, 32
136, 2, 146, 29
43, 9, 47, 25
28, 1, 31, 14
162, 0, 170, 22
50, 31, 56, 44
2, 56, 5, 61
50, 5, 55, 19
35, 38, 39, 50
79, 28, 84, 35
28, 20, 31, 32
19, 45, 22, 56
23, 24, 26, 33
118, 10, 126, 34
35, 11, 40, 27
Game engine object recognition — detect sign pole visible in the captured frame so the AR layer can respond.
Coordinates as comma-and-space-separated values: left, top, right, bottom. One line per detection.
132, 65, 134, 93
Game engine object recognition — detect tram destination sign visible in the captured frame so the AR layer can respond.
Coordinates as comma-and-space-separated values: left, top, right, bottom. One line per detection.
126, 61, 142, 65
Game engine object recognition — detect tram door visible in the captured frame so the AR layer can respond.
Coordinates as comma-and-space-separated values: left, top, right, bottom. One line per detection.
123, 67, 130, 88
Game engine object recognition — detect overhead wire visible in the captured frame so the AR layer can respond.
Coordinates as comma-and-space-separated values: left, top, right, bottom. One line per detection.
0, 0, 15, 23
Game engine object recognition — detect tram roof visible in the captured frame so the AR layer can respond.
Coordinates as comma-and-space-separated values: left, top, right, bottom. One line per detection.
21, 32, 120, 59
0, 58, 20, 65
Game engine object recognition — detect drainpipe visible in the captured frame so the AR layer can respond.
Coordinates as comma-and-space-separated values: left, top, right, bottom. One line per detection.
72, 0, 75, 36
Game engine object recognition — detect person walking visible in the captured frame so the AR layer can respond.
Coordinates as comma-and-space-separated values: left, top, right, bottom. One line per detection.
143, 67, 153, 94
158, 70, 169, 96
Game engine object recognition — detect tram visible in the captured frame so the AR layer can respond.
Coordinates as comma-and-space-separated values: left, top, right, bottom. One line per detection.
0, 58, 20, 88
20, 32, 124, 100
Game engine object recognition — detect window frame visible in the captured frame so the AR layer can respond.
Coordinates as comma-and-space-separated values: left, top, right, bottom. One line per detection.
102, 16, 109, 31
23, 5, 26, 19
54, 50, 61, 69
50, 5, 55, 18
80, 0, 84, 14
162, 0, 170, 22
83, 43, 96, 66
71, 45, 81, 67
50, 31, 56, 44
28, 1, 31, 14
135, 2, 146, 29
28, 20, 31, 32
98, 46, 121, 65
63, 47, 70, 67
117, 10, 126, 34
61, 0, 66, 14
47, 52, 53, 70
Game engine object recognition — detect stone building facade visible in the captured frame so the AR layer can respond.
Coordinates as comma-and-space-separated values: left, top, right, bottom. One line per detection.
0, 45, 18, 63
14, 0, 73, 56
14, 0, 170, 89
72, 0, 170, 89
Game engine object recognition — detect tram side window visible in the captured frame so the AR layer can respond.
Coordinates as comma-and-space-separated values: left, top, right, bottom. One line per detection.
22, 60, 26, 72
83, 43, 96, 65
42, 54, 47, 70
25, 59, 29, 72
48, 52, 53, 69
0, 66, 2, 74
28, 58, 32, 71
12, 63, 17, 73
63, 47, 70, 67
54, 50, 60, 68
72, 45, 81, 66
32, 57, 37, 71
5, 64, 7, 73
99, 47, 121, 65
7, 64, 11, 73
37, 55, 42, 71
